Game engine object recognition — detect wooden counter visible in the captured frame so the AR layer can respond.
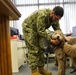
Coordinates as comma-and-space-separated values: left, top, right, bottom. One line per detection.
0, 0, 21, 75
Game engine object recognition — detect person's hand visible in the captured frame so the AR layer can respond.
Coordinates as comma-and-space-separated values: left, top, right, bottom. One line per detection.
50, 39, 60, 45
65, 37, 71, 42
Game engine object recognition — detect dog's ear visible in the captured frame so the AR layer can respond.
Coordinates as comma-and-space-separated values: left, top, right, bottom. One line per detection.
59, 40, 65, 48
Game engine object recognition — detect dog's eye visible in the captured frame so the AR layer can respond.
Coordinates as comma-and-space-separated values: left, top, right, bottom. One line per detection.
60, 33, 62, 36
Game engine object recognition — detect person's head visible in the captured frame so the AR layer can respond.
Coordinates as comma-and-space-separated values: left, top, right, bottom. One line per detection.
50, 6, 64, 22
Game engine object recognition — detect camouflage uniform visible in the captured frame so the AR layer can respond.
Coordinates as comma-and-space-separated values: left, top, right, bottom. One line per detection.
22, 8, 60, 70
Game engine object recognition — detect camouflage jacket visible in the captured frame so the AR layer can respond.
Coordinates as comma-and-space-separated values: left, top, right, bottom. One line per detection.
22, 8, 61, 41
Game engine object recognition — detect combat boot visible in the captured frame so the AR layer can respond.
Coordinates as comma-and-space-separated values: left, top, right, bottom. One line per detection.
38, 67, 52, 75
31, 69, 42, 75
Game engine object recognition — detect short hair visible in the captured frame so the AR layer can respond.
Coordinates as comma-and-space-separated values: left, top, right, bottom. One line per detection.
53, 6, 64, 17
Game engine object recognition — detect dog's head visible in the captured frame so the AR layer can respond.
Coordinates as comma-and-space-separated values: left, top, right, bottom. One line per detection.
51, 30, 65, 46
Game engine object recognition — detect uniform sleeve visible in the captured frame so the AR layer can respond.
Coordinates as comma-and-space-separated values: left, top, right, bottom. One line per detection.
52, 21, 61, 30
36, 12, 51, 41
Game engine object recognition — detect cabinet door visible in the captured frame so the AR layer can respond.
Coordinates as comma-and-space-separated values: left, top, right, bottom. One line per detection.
17, 48, 24, 68
11, 40, 19, 72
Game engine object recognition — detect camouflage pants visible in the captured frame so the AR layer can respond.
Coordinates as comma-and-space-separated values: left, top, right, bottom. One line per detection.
26, 42, 45, 70
22, 23, 45, 70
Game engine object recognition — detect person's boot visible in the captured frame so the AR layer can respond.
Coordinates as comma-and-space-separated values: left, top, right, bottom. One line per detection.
31, 69, 42, 75
38, 67, 52, 75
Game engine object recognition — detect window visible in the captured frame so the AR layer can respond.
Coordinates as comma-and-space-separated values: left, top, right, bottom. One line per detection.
12, 0, 76, 34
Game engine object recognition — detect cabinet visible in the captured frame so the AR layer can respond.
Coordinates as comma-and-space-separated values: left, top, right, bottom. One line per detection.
11, 40, 27, 73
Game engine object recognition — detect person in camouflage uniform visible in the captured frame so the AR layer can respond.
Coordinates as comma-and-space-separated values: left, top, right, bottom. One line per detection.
22, 6, 64, 75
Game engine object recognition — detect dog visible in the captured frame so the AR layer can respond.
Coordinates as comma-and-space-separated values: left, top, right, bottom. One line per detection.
51, 30, 76, 57
50, 30, 76, 75
50, 30, 66, 75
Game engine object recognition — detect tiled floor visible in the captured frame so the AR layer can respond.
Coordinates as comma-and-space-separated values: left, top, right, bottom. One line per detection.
13, 59, 76, 75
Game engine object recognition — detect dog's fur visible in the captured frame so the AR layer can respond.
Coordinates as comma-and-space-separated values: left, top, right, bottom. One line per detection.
51, 30, 76, 75
51, 30, 76, 57
51, 30, 65, 47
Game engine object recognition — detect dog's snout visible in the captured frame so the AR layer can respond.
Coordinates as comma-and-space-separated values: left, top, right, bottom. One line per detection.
57, 36, 60, 39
